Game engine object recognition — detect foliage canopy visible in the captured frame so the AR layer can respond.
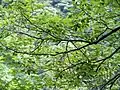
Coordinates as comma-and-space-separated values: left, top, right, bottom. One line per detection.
0, 0, 120, 90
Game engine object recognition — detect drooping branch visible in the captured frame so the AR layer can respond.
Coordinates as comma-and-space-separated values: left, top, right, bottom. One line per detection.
15, 31, 91, 43
15, 31, 43, 39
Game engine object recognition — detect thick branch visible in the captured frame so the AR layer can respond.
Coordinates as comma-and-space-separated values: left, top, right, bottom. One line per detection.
56, 26, 120, 55
94, 26, 120, 44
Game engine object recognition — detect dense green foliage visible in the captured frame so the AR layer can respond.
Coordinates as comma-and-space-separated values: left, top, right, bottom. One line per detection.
0, 0, 120, 90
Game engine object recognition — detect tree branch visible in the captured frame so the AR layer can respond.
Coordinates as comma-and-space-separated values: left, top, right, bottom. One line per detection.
94, 26, 120, 44
1, 26, 120, 57
100, 73, 120, 90
95, 46, 120, 72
